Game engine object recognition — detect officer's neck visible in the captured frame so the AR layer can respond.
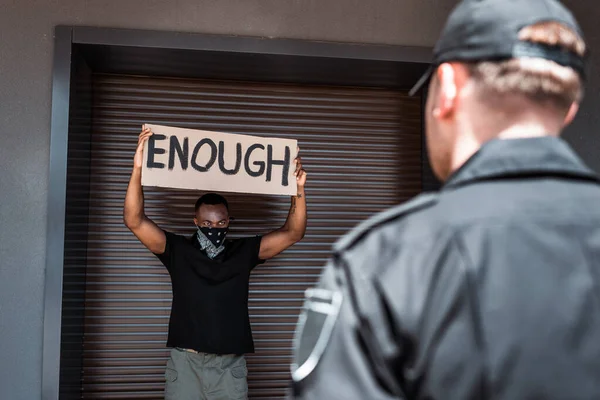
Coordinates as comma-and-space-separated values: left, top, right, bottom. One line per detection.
447, 112, 564, 180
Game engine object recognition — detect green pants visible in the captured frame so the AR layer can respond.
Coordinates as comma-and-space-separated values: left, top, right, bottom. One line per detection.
165, 348, 248, 400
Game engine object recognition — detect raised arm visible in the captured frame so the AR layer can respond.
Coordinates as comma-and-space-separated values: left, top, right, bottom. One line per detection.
123, 126, 166, 254
258, 155, 307, 260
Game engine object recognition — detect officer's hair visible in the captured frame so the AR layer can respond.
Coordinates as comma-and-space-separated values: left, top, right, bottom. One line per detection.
466, 21, 586, 113
195, 193, 229, 212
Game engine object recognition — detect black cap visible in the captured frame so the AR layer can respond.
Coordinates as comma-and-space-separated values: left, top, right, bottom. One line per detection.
409, 0, 587, 96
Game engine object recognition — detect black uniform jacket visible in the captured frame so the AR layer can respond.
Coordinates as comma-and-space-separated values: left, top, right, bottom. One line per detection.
289, 137, 600, 400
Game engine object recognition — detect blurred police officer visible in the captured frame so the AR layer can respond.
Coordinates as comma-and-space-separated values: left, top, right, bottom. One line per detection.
288, 0, 600, 399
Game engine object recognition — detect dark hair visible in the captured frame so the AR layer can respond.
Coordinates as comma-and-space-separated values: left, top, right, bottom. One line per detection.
195, 193, 229, 212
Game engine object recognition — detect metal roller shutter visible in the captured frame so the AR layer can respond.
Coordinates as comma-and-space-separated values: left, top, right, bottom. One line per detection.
83, 74, 422, 398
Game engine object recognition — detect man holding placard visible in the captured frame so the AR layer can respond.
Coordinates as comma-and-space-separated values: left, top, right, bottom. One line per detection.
124, 125, 307, 400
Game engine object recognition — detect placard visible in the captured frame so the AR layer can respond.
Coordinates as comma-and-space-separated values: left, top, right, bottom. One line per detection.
142, 124, 298, 196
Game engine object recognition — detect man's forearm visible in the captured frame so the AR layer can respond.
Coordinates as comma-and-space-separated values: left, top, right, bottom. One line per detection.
285, 187, 307, 240
123, 166, 146, 228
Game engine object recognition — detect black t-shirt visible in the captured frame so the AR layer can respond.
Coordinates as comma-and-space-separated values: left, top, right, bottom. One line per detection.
155, 231, 264, 355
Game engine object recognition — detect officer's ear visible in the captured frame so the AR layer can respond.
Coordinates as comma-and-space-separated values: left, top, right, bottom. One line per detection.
563, 102, 579, 128
432, 63, 468, 120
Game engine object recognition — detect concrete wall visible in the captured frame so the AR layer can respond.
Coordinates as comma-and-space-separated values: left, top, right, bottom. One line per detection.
0, 1, 597, 399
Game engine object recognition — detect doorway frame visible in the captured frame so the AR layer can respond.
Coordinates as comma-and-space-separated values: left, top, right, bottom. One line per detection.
43, 25, 433, 399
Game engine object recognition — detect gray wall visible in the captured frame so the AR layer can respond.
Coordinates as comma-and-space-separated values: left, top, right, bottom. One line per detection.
562, 1, 600, 164
0, 1, 598, 399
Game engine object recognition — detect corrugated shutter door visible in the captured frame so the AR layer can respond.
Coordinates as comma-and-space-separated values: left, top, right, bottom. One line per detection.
84, 74, 422, 398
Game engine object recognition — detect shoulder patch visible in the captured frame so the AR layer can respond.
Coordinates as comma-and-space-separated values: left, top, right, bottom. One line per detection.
291, 288, 343, 383
333, 192, 439, 253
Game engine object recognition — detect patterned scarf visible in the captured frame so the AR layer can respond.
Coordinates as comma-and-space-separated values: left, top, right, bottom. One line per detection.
196, 228, 226, 259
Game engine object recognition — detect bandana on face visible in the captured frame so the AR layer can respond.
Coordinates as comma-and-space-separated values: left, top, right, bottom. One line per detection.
200, 226, 228, 247
196, 226, 228, 259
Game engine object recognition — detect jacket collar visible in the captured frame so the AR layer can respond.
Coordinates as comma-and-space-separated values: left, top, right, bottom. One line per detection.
444, 136, 598, 189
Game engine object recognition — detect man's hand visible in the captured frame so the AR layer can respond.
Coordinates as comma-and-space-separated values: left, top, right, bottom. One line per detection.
134, 125, 153, 169
295, 154, 307, 189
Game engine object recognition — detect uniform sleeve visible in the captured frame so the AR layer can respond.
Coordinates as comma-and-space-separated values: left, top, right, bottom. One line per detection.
289, 224, 469, 400
288, 260, 403, 400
